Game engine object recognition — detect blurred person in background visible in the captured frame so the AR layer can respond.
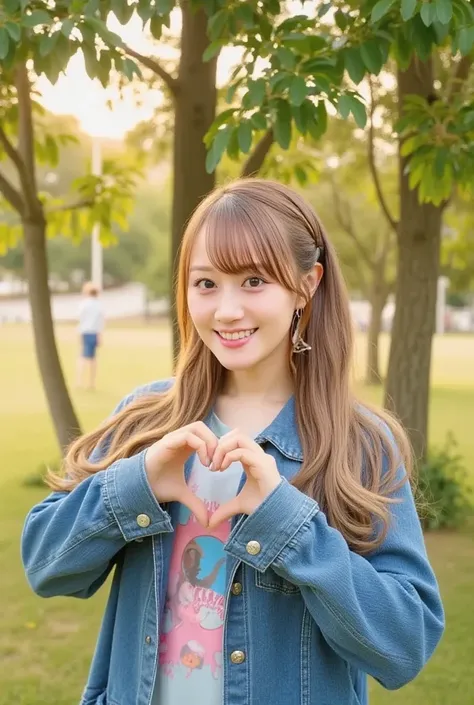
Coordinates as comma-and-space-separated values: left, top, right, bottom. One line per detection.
76, 281, 104, 390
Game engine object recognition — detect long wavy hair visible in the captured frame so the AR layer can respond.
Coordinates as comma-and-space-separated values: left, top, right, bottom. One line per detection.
48, 178, 412, 555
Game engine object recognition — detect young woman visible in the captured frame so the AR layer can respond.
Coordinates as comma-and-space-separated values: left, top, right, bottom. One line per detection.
22, 179, 444, 705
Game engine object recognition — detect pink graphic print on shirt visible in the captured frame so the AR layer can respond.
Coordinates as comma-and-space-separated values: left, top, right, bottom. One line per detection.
159, 485, 231, 682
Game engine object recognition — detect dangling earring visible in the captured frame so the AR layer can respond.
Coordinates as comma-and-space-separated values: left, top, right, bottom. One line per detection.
291, 309, 312, 354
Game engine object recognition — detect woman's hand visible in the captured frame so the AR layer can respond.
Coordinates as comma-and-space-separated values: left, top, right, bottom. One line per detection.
145, 422, 218, 527
208, 429, 282, 529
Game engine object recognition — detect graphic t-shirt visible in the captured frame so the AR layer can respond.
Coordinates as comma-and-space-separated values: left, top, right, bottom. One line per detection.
153, 414, 242, 705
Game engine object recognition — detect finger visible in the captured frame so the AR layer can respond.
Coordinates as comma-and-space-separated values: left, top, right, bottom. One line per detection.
212, 434, 259, 470
165, 431, 211, 466
186, 421, 219, 459
181, 488, 209, 528
208, 497, 242, 529
219, 448, 255, 472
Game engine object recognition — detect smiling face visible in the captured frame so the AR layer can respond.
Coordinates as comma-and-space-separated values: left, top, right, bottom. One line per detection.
187, 228, 299, 374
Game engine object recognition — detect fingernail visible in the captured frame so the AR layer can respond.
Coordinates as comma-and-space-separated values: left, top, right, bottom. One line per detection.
208, 461, 214, 471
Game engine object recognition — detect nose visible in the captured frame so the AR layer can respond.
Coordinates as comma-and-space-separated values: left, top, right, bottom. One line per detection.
214, 288, 244, 323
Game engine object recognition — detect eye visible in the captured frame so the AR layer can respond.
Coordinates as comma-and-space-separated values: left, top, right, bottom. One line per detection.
243, 276, 266, 288
194, 278, 215, 290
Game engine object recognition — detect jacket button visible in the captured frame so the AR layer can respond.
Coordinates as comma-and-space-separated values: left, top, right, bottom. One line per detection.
136, 514, 151, 528
145, 635, 152, 644
246, 540, 261, 555
231, 582, 243, 595
230, 650, 246, 664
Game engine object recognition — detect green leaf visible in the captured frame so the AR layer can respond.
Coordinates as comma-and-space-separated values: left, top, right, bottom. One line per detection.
111, 0, 135, 24
44, 135, 59, 167
0, 28, 9, 60
206, 124, 232, 172
39, 31, 60, 57
247, 78, 266, 107
150, 16, 163, 40
122, 57, 141, 80
82, 44, 99, 80
97, 51, 112, 87
137, 0, 155, 23
238, 121, 253, 153
156, 0, 174, 13
61, 18, 75, 38
226, 125, 240, 161
208, 9, 228, 41
235, 3, 254, 27
289, 76, 307, 106
316, 100, 328, 134
226, 77, 244, 103
401, 0, 417, 21
334, 9, 348, 30
420, 2, 437, 26
338, 94, 352, 120
269, 72, 292, 95
292, 103, 309, 135
359, 40, 384, 74
276, 47, 296, 71
458, 26, 474, 55
274, 100, 292, 149
205, 107, 236, 145
371, 0, 396, 23
348, 95, 367, 128
434, 147, 449, 178
202, 40, 224, 62
5, 22, 21, 43
294, 165, 307, 186
250, 111, 267, 131
343, 47, 366, 84
22, 10, 52, 27
4, 0, 21, 13
435, 0, 453, 23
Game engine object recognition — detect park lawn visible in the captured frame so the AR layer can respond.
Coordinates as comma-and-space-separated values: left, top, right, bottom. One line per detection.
0, 323, 473, 705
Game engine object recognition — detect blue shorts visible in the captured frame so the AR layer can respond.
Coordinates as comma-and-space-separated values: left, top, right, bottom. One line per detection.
82, 333, 98, 359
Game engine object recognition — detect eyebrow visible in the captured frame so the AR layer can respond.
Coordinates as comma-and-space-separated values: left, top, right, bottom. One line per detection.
189, 265, 215, 272
190, 263, 265, 273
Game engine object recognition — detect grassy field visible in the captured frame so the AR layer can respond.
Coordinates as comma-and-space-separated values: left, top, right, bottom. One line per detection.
1, 322, 473, 705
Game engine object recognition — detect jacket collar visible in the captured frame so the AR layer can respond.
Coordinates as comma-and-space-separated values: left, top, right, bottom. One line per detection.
254, 395, 303, 462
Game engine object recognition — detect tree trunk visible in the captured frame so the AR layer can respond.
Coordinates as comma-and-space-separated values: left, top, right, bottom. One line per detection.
384, 58, 442, 463
366, 280, 388, 386
23, 217, 82, 451
171, 1, 218, 357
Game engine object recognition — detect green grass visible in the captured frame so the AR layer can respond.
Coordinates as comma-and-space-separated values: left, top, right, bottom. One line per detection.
0, 323, 473, 705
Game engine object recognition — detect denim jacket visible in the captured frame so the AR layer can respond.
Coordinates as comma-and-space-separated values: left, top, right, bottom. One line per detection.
21, 380, 444, 705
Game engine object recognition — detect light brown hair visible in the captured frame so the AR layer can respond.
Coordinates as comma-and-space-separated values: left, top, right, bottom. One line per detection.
82, 281, 99, 297
49, 178, 412, 555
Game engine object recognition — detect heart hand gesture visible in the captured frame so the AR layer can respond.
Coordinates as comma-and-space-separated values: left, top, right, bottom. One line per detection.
207, 429, 282, 529
144, 421, 218, 527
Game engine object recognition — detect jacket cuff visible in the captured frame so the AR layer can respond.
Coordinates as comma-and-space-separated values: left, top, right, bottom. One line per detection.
224, 478, 319, 571
103, 450, 173, 541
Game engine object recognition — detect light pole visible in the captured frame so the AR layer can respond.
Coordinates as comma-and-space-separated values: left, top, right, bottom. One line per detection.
91, 136, 103, 290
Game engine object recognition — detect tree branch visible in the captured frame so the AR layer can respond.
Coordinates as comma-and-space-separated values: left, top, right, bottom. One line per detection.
45, 198, 93, 214
0, 168, 25, 214
240, 129, 274, 177
368, 80, 398, 235
123, 44, 179, 96
329, 176, 375, 270
0, 126, 23, 173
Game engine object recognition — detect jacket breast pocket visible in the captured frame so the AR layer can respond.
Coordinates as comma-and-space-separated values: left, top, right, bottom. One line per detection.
255, 567, 300, 596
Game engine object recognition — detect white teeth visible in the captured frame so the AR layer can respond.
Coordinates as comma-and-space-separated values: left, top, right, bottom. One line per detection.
219, 329, 256, 340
